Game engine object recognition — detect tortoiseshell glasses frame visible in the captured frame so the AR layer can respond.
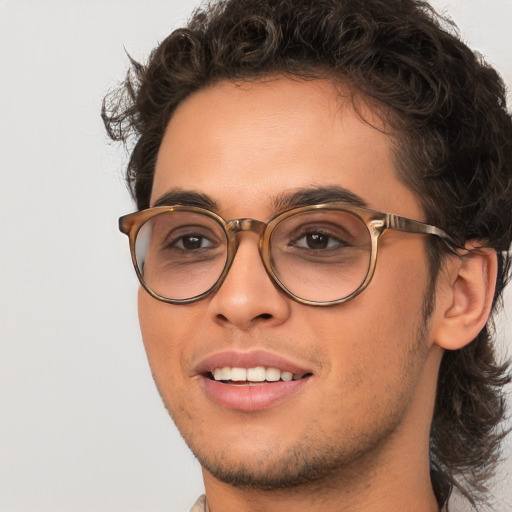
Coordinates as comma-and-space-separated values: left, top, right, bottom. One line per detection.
119, 203, 460, 306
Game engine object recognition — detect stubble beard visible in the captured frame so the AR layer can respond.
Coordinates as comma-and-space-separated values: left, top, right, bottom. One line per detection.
156, 287, 436, 492
195, 426, 404, 491
159, 331, 432, 491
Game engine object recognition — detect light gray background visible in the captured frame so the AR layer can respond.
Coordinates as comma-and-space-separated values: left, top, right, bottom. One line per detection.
0, 1, 510, 511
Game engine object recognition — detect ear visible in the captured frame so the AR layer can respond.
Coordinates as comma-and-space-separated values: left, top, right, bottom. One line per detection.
432, 244, 497, 351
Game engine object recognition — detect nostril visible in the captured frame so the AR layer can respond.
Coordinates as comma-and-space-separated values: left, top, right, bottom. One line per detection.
215, 311, 274, 326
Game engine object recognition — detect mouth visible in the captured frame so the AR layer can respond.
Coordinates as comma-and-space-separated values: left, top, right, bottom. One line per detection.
207, 366, 312, 385
197, 350, 315, 411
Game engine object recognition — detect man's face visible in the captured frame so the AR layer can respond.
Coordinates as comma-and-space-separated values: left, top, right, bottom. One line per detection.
139, 77, 442, 489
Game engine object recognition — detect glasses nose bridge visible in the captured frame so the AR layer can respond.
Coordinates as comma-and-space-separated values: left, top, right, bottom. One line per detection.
225, 217, 269, 271
228, 218, 267, 237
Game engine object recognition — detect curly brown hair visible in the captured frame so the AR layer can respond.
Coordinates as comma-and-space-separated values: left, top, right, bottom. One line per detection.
102, 0, 512, 507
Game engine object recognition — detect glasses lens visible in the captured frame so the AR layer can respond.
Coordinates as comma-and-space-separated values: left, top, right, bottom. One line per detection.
134, 210, 228, 301
269, 209, 372, 302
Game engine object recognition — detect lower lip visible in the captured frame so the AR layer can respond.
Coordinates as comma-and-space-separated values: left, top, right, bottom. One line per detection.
202, 377, 310, 412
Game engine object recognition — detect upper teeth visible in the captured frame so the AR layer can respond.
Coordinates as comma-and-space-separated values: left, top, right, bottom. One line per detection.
212, 367, 299, 382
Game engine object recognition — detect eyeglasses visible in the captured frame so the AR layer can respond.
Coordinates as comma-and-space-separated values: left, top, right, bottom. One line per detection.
119, 203, 460, 306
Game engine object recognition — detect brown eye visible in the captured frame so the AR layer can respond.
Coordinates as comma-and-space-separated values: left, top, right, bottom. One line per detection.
291, 231, 348, 250
179, 235, 206, 250
305, 233, 329, 249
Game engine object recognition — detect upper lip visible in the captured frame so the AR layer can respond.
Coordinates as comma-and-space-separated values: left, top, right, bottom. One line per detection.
194, 349, 315, 376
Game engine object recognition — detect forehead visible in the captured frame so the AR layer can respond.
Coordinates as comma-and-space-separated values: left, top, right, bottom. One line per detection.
152, 77, 423, 220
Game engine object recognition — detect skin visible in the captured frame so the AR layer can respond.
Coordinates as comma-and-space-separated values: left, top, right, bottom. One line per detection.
138, 77, 470, 512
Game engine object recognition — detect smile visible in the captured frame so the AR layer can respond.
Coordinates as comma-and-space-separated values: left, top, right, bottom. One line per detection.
197, 350, 315, 411
210, 366, 308, 383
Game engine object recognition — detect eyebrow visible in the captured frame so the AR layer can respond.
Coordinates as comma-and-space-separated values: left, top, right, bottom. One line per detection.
151, 185, 368, 215
272, 185, 369, 212
152, 189, 219, 210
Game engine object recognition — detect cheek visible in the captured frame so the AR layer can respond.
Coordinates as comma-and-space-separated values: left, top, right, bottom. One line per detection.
309, 243, 430, 402
138, 288, 167, 357
372, 236, 431, 318
138, 290, 217, 434
137, 289, 192, 394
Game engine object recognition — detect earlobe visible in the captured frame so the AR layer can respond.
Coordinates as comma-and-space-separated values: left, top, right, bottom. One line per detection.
433, 245, 497, 351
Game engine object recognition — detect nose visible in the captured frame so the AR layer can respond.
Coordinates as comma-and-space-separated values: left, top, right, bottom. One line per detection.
207, 232, 292, 330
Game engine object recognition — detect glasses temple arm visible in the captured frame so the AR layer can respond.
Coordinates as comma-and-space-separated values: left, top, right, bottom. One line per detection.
386, 214, 462, 256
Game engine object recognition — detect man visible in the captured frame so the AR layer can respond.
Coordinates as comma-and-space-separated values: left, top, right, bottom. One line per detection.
103, 0, 512, 510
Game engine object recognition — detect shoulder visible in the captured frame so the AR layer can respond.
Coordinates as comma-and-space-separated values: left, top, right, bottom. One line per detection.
189, 494, 207, 512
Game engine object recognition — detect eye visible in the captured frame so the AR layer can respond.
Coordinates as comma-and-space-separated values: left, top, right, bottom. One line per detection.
292, 231, 348, 250
172, 233, 215, 251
